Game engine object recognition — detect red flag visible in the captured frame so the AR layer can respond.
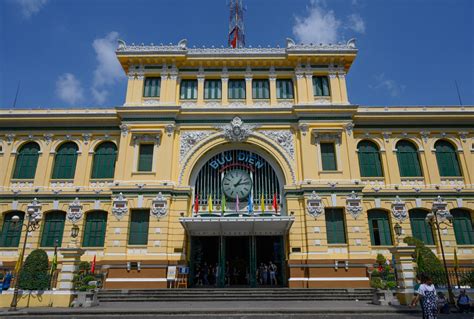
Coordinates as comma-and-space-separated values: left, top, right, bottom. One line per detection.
230, 27, 238, 48
194, 193, 199, 214
272, 193, 278, 215
90, 255, 96, 274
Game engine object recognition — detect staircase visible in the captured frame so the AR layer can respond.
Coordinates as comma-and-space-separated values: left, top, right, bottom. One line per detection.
98, 288, 375, 302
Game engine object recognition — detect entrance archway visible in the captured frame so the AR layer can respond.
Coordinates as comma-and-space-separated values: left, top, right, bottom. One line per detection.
182, 145, 293, 288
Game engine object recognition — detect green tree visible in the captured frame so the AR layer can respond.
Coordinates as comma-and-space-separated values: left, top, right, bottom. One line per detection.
404, 236, 446, 285
18, 249, 50, 290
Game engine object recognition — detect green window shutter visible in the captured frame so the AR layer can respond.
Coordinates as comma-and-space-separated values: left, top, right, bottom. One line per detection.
41, 211, 66, 247
91, 142, 117, 179
358, 141, 383, 177
128, 210, 150, 245
276, 79, 294, 99
83, 211, 107, 247
396, 141, 422, 177
320, 143, 337, 171
252, 80, 269, 99
180, 80, 197, 100
229, 80, 246, 99
325, 208, 346, 244
409, 210, 434, 245
138, 144, 154, 172
13, 142, 40, 179
313, 76, 330, 96
452, 209, 474, 245
143, 77, 161, 98
204, 80, 221, 100
0, 212, 25, 247
435, 141, 461, 177
368, 211, 393, 246
52, 142, 78, 179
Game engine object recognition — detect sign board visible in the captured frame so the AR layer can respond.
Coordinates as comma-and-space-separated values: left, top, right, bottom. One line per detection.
178, 266, 189, 275
167, 265, 177, 281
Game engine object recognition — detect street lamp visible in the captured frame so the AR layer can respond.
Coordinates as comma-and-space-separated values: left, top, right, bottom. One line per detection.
71, 224, 80, 238
425, 196, 454, 304
394, 223, 402, 238
9, 207, 41, 311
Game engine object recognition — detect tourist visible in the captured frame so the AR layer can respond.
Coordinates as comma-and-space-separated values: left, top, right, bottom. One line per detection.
457, 289, 471, 313
410, 274, 424, 317
203, 262, 209, 285
437, 292, 449, 314
413, 274, 438, 319
2, 271, 12, 291
258, 263, 265, 285
262, 264, 269, 285
269, 261, 277, 285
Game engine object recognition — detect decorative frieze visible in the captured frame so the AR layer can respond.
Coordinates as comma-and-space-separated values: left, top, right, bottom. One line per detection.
259, 129, 295, 161
151, 192, 168, 218
391, 196, 407, 221
179, 130, 215, 163
112, 192, 128, 219
67, 197, 83, 224
346, 191, 363, 219
217, 116, 258, 143
306, 191, 324, 218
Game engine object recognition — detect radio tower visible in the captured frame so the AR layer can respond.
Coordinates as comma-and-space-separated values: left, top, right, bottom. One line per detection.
228, 0, 245, 48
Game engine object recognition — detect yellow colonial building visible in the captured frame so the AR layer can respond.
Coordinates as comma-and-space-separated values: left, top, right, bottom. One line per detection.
0, 38, 473, 290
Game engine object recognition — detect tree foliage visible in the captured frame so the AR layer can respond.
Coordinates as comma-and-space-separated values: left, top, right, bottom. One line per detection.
18, 249, 50, 290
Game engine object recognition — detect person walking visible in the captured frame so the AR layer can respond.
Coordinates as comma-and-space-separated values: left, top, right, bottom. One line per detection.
412, 274, 438, 319
410, 274, 425, 317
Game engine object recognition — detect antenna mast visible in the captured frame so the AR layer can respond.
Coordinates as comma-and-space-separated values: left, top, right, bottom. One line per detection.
228, 0, 245, 48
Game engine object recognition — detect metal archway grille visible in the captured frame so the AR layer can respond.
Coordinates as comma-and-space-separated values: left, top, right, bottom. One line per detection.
194, 150, 280, 209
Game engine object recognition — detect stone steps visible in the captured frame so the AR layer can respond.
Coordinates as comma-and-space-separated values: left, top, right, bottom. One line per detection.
98, 288, 375, 302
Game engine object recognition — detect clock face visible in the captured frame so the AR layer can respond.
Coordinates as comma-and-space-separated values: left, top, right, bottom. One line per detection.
222, 169, 252, 200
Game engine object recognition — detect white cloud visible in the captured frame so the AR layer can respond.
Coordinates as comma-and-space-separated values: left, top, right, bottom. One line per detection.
56, 73, 84, 105
14, 0, 48, 18
293, 1, 366, 44
293, 2, 341, 44
347, 14, 365, 34
91, 31, 125, 104
369, 73, 406, 98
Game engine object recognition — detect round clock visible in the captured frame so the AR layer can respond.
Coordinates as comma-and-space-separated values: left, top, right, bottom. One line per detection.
222, 169, 252, 200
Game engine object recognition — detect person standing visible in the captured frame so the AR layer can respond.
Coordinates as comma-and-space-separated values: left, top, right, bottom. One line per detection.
412, 274, 438, 319
269, 261, 277, 286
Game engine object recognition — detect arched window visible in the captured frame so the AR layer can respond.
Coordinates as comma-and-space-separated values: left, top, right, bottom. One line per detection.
40, 211, 66, 247
0, 211, 24, 247
83, 211, 107, 247
91, 142, 117, 179
368, 210, 393, 246
52, 142, 79, 179
409, 209, 434, 245
13, 142, 40, 179
435, 140, 461, 177
451, 209, 474, 245
357, 141, 383, 177
396, 140, 422, 177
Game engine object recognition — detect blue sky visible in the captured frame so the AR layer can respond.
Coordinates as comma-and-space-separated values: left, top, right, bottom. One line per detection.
0, 0, 472, 108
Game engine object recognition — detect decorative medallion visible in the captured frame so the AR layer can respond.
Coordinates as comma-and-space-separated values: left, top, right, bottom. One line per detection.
391, 196, 407, 221
112, 192, 128, 219
344, 122, 354, 136
432, 196, 449, 220
27, 198, 42, 220
346, 191, 363, 219
259, 130, 295, 161
151, 192, 168, 218
179, 130, 214, 163
307, 191, 324, 218
67, 197, 83, 224
216, 117, 258, 143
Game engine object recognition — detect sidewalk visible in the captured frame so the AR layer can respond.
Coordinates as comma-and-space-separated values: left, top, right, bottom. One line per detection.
0, 300, 423, 317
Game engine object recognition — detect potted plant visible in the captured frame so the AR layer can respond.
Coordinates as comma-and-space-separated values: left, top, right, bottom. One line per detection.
370, 254, 398, 305
71, 261, 99, 307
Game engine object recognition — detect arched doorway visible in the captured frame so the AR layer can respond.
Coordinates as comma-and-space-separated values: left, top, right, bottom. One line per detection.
182, 147, 292, 288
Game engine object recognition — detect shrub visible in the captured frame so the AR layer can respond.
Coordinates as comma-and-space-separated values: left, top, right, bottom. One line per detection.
460, 271, 474, 287
376, 254, 387, 266
403, 236, 446, 285
18, 249, 50, 290
73, 261, 97, 291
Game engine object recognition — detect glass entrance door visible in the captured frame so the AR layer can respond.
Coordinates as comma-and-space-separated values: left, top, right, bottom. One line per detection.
224, 236, 250, 287
190, 236, 219, 287
256, 236, 285, 287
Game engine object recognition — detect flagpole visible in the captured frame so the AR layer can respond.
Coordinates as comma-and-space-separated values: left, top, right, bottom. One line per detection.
49, 239, 58, 289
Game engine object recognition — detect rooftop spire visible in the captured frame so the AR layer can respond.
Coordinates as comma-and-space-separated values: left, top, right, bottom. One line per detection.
228, 0, 245, 48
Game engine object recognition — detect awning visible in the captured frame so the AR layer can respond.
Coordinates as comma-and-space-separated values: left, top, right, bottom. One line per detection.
179, 216, 294, 236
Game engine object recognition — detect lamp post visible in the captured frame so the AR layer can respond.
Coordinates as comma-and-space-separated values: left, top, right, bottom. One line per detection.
9, 207, 41, 311
425, 196, 454, 304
